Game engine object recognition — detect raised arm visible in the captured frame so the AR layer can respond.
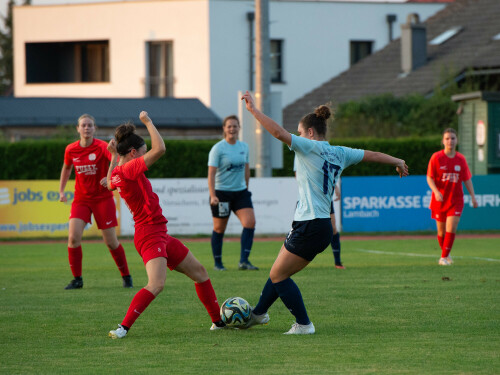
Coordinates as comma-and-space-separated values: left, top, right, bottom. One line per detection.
140, 111, 166, 168
362, 150, 409, 177
106, 139, 119, 191
59, 163, 73, 202
242, 91, 292, 146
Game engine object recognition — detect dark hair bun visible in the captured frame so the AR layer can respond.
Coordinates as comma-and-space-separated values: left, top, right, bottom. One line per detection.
115, 123, 136, 143
314, 105, 331, 121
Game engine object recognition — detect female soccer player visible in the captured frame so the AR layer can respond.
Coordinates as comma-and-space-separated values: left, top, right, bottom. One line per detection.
426, 128, 478, 265
59, 114, 132, 290
241, 91, 408, 334
107, 111, 225, 339
208, 115, 257, 271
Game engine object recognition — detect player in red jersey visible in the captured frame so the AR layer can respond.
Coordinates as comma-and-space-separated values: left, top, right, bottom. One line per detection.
427, 128, 478, 266
59, 114, 133, 289
107, 111, 225, 339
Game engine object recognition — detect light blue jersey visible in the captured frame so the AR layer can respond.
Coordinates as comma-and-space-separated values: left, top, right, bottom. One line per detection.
208, 140, 249, 191
290, 134, 364, 221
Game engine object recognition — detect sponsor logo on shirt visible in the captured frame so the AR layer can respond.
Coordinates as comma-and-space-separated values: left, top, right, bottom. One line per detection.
441, 172, 460, 183
73, 157, 80, 163
439, 165, 447, 170
75, 164, 98, 175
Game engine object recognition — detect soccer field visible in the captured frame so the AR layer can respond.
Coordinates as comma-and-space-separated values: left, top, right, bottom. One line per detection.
0, 237, 499, 374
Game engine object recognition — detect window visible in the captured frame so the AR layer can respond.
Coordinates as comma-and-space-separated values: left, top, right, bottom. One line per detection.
350, 41, 373, 66
147, 41, 173, 97
270, 40, 284, 83
25, 41, 109, 83
429, 27, 463, 45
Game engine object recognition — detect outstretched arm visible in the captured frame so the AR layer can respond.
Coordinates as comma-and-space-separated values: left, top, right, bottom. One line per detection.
362, 150, 409, 177
242, 91, 292, 146
140, 111, 166, 168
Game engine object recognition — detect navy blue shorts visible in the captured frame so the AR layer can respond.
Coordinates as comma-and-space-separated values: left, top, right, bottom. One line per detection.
330, 201, 335, 214
210, 189, 253, 218
283, 218, 333, 261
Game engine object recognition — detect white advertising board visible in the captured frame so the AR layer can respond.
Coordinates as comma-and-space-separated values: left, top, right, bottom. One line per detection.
119, 177, 329, 236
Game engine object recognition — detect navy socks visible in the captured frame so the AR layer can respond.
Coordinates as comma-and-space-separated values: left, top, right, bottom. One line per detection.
253, 278, 279, 315
240, 227, 255, 263
331, 232, 341, 265
211, 231, 224, 267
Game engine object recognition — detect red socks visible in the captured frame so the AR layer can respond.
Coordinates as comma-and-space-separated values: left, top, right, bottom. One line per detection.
195, 279, 221, 323
109, 244, 130, 276
121, 288, 156, 329
68, 246, 82, 277
437, 235, 444, 251
442, 232, 456, 258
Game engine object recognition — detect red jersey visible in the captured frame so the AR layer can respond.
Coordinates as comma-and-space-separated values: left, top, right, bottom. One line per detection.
110, 156, 167, 228
64, 138, 113, 202
427, 150, 472, 212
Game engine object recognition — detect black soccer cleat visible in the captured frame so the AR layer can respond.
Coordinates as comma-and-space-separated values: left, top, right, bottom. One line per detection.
122, 275, 133, 288
238, 261, 259, 270
64, 277, 83, 290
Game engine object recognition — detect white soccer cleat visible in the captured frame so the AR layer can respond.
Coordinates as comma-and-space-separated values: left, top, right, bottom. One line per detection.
445, 256, 453, 264
109, 324, 127, 339
284, 322, 315, 335
438, 257, 450, 266
242, 311, 270, 329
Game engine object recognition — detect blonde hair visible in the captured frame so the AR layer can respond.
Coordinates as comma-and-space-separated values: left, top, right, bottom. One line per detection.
77, 114, 96, 127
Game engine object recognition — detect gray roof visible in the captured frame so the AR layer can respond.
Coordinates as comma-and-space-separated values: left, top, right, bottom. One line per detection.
283, 0, 500, 131
0, 97, 221, 128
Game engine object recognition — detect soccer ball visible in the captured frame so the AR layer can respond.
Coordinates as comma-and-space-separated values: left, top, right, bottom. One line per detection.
220, 297, 252, 327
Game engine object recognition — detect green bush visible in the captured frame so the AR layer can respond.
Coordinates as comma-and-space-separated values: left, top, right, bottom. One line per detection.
0, 136, 442, 180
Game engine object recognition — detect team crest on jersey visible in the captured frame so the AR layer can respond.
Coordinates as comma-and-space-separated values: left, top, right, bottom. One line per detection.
88, 153, 96, 161
454, 165, 461, 172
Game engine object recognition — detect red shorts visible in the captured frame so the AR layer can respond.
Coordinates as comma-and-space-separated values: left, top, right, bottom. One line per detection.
431, 202, 464, 222
70, 197, 118, 229
134, 223, 189, 268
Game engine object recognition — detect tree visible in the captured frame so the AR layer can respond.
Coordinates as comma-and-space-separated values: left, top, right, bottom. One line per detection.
0, 0, 31, 96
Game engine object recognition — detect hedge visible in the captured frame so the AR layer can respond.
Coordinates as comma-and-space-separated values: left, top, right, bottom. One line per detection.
0, 136, 442, 180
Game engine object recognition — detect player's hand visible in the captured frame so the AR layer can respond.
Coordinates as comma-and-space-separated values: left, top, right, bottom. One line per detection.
59, 192, 67, 203
99, 177, 108, 188
210, 196, 219, 206
107, 139, 117, 155
139, 111, 152, 125
434, 191, 443, 202
395, 160, 409, 177
471, 197, 478, 208
333, 189, 340, 201
241, 91, 256, 113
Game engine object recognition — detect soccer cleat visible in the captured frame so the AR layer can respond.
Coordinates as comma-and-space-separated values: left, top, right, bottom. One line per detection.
238, 261, 259, 270
122, 275, 133, 288
242, 311, 270, 329
334, 263, 345, 270
284, 322, 315, 335
64, 277, 83, 290
210, 320, 227, 331
438, 257, 450, 266
213, 265, 227, 271
109, 324, 128, 339
446, 256, 453, 264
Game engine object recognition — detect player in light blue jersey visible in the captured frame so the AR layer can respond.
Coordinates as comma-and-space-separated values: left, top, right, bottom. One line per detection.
241, 91, 408, 334
208, 115, 258, 271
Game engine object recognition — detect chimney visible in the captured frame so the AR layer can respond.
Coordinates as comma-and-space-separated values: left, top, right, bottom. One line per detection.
400, 13, 427, 74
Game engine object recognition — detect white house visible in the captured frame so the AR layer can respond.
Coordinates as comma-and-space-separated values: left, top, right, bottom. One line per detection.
13, 0, 448, 119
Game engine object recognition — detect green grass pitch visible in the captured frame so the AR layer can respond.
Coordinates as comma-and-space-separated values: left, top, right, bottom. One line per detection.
0, 236, 499, 374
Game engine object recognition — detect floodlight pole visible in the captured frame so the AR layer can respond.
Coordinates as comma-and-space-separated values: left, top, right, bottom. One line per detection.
254, 0, 272, 177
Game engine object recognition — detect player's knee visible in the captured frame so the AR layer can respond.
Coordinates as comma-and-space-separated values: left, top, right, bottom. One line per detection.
147, 281, 165, 296
68, 235, 81, 248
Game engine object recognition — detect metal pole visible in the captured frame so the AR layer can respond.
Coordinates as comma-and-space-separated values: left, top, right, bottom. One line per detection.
255, 0, 272, 177
247, 12, 255, 91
